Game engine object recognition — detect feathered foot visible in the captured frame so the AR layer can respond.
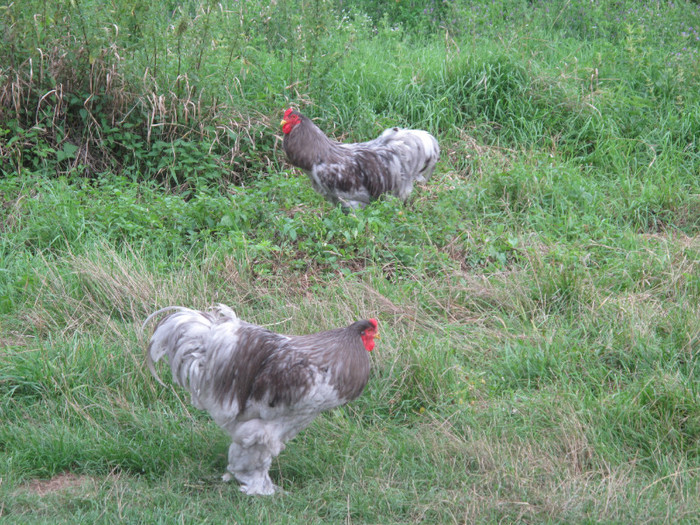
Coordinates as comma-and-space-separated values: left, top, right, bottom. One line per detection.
223, 440, 280, 496
222, 469, 279, 495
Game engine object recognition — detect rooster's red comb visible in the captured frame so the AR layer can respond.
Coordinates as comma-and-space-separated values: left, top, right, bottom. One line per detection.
284, 108, 294, 118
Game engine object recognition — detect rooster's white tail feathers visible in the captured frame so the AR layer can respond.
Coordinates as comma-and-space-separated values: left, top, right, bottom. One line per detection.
143, 305, 239, 391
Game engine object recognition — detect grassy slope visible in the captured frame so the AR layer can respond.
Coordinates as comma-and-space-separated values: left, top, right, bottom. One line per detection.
2, 1, 700, 523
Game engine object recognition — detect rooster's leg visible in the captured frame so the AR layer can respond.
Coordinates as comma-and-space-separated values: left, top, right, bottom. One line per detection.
223, 440, 278, 496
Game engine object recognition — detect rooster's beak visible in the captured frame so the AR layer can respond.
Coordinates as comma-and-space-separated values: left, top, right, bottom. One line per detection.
280, 119, 287, 127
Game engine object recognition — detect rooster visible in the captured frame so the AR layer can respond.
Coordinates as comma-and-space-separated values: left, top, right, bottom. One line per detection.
144, 304, 378, 496
281, 108, 439, 209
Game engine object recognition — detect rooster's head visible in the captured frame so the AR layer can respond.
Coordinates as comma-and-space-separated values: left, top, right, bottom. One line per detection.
281, 108, 302, 135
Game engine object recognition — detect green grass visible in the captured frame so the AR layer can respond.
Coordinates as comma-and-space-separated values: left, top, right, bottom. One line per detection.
2, 0, 700, 523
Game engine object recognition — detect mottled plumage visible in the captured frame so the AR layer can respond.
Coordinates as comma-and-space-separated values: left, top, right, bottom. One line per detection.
281, 108, 439, 209
144, 304, 377, 495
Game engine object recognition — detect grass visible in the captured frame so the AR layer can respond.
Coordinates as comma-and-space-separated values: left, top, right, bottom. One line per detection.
2, 0, 700, 523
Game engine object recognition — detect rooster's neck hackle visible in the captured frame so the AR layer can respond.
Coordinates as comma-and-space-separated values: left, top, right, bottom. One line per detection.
283, 114, 338, 172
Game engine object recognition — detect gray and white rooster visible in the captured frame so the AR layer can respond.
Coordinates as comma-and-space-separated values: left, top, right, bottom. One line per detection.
281, 108, 439, 209
144, 304, 378, 496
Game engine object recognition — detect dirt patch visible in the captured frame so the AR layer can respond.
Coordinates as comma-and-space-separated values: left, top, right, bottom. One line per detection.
24, 473, 92, 497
